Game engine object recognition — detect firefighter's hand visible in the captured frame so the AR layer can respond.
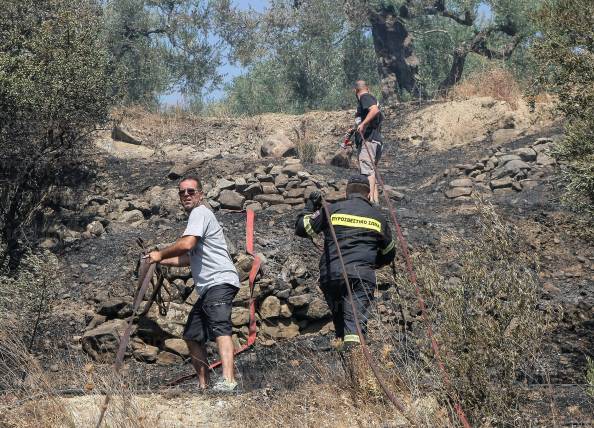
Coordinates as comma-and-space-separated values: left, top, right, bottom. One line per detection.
144, 251, 162, 264
309, 190, 322, 209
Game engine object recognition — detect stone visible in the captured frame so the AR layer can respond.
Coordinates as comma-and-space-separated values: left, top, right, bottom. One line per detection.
286, 188, 305, 198
256, 174, 275, 183
207, 187, 221, 199
235, 282, 261, 304
280, 304, 292, 318
235, 254, 255, 282
504, 159, 531, 175
86, 314, 107, 330
164, 338, 190, 357
260, 132, 297, 158
216, 178, 235, 190
281, 163, 302, 177
157, 351, 184, 366
261, 319, 300, 339
97, 297, 133, 319
275, 174, 289, 188
145, 186, 180, 216
231, 307, 250, 326
242, 183, 263, 200
520, 180, 539, 190
498, 154, 522, 165
383, 185, 404, 201
234, 177, 249, 193
284, 198, 304, 206
537, 152, 556, 166
288, 294, 311, 307
82, 319, 131, 362
112, 124, 141, 145
260, 296, 281, 319
261, 182, 279, 194
513, 147, 537, 162
218, 190, 245, 210
490, 177, 513, 189
269, 165, 284, 176
304, 298, 331, 319
445, 187, 472, 198
144, 303, 191, 337
512, 181, 523, 192
265, 203, 292, 213
254, 194, 285, 205
120, 209, 144, 223
449, 178, 473, 188
86, 221, 104, 237
286, 180, 301, 190
330, 149, 350, 168
166, 160, 207, 180
244, 202, 263, 212
297, 171, 311, 180
131, 340, 158, 363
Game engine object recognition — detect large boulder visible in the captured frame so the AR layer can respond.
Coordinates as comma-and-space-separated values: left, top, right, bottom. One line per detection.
330, 149, 350, 168
261, 319, 300, 339
97, 297, 133, 319
260, 132, 297, 158
242, 183, 263, 200
218, 190, 245, 210
445, 187, 473, 199
231, 307, 250, 327
260, 296, 281, 319
82, 319, 132, 362
303, 298, 331, 320
164, 338, 190, 357
144, 303, 191, 337
112, 124, 142, 145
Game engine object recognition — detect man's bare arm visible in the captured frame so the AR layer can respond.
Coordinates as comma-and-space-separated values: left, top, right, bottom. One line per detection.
159, 254, 190, 267
357, 104, 379, 135
146, 236, 198, 264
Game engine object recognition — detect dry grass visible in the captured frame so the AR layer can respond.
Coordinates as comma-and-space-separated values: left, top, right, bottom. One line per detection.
229, 201, 550, 427
448, 67, 522, 109
0, 325, 168, 428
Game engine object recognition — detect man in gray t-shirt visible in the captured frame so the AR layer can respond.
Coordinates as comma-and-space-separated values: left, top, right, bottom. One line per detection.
146, 176, 240, 392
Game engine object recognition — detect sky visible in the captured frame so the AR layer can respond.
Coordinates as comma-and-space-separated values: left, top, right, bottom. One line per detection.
161, 0, 493, 106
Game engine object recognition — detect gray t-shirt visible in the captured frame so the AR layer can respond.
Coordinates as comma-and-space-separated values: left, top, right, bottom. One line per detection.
182, 205, 240, 295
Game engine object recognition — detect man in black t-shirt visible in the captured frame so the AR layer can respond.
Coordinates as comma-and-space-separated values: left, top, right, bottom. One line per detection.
351, 80, 383, 203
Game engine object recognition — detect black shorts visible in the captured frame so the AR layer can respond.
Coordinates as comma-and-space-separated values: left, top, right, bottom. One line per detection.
183, 283, 238, 344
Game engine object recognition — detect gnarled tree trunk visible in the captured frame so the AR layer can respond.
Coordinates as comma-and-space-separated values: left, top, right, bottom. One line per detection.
367, 6, 421, 102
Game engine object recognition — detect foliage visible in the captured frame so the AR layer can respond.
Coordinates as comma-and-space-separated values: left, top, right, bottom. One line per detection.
0, 0, 116, 271
104, 0, 222, 105
418, 202, 547, 424
216, 0, 379, 115
532, 0, 594, 219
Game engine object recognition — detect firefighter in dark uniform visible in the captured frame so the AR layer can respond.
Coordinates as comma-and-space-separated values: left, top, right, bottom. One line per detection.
295, 175, 396, 346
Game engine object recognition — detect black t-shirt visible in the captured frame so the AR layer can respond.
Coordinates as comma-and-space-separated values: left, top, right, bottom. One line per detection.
356, 93, 383, 143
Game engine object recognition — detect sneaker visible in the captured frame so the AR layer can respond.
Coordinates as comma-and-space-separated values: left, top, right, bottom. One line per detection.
211, 379, 238, 393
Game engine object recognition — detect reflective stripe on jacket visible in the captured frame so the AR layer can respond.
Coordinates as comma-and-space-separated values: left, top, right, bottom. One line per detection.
295, 193, 395, 285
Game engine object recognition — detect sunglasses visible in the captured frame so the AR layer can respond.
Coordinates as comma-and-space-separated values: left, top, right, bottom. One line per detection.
178, 188, 200, 197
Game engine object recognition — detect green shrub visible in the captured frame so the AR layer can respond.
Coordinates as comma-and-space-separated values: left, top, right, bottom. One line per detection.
0, 0, 116, 270
533, 0, 594, 223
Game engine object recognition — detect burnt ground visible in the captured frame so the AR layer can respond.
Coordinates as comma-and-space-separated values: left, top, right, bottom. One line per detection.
29, 111, 593, 425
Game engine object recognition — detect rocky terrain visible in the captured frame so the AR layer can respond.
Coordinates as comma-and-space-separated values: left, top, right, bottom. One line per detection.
24, 98, 592, 425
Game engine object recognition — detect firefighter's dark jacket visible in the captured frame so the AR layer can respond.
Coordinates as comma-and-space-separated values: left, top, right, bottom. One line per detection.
295, 193, 396, 285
